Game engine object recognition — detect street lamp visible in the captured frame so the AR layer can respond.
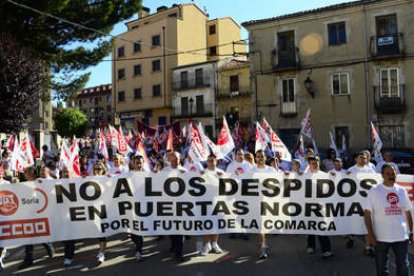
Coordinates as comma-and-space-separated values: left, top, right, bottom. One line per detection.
304, 77, 315, 98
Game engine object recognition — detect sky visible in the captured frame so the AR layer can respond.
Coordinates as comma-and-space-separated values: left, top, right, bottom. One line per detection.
84, 0, 355, 87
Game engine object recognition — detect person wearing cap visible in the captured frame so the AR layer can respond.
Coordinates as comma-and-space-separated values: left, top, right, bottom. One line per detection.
306, 156, 334, 259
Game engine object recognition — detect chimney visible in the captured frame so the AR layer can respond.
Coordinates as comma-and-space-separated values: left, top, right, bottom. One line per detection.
157, 6, 168, 13
138, 7, 150, 18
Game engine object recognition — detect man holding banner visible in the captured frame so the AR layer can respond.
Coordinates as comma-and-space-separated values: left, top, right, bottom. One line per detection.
364, 163, 413, 276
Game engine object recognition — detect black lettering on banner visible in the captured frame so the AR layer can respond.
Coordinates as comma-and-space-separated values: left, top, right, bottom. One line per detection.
56, 183, 77, 203
134, 202, 153, 216
325, 203, 345, 217
118, 201, 132, 215
233, 201, 249, 215
157, 202, 173, 216
188, 177, 206, 196
308, 221, 317, 230
145, 177, 161, 196
262, 178, 280, 197
283, 179, 301, 197
346, 202, 364, 216
282, 202, 301, 216
241, 179, 259, 196
88, 205, 107, 219
70, 206, 86, 221
305, 179, 313, 198
285, 220, 296, 230
305, 203, 323, 217
337, 179, 357, 197
318, 221, 327, 231
316, 179, 335, 198
213, 201, 230, 215
176, 202, 195, 216
113, 178, 133, 198
261, 202, 279, 216
219, 178, 238, 195
359, 179, 377, 197
297, 221, 306, 230
79, 181, 101, 201
328, 222, 336, 231
164, 177, 185, 197
195, 201, 212, 216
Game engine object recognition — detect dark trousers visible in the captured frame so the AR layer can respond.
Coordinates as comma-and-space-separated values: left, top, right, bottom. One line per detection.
375, 240, 409, 276
24, 243, 52, 261
131, 235, 143, 254
63, 240, 75, 259
170, 235, 184, 257
307, 235, 331, 253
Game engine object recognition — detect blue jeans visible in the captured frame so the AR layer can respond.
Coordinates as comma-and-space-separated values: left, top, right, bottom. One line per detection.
375, 240, 409, 276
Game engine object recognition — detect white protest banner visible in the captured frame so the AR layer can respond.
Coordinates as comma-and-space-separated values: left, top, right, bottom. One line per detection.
0, 172, 413, 247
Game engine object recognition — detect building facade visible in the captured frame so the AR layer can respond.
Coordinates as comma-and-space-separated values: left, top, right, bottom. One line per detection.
71, 84, 113, 128
243, 0, 414, 151
113, 4, 245, 129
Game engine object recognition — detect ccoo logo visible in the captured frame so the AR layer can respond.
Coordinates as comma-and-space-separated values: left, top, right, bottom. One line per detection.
387, 192, 399, 206
0, 190, 19, 216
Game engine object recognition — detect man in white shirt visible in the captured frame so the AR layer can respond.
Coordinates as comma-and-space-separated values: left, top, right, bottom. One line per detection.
329, 158, 346, 175
363, 150, 377, 171
108, 154, 129, 175
348, 152, 376, 174
364, 163, 413, 276
226, 148, 252, 175
375, 150, 401, 174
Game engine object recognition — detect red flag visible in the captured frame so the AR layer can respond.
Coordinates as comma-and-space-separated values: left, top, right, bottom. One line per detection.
217, 116, 235, 158
30, 139, 39, 158
11, 137, 25, 172
6, 135, 15, 151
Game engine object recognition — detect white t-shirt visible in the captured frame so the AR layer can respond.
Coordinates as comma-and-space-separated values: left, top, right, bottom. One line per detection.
251, 165, 277, 174
364, 183, 412, 242
328, 168, 347, 175
184, 162, 204, 173
226, 160, 253, 175
375, 161, 401, 174
348, 165, 375, 174
205, 167, 224, 176
0, 179, 10, 185
108, 165, 129, 175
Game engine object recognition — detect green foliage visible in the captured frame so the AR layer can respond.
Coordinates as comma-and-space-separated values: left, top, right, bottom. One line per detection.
53, 108, 88, 137
0, 0, 142, 101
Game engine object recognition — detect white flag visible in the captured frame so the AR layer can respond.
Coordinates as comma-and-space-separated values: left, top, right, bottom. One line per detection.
329, 132, 340, 157
262, 118, 291, 161
255, 122, 269, 152
371, 122, 383, 161
300, 108, 312, 139
216, 116, 235, 158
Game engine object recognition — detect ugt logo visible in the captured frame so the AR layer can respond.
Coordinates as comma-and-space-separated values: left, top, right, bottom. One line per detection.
0, 190, 19, 216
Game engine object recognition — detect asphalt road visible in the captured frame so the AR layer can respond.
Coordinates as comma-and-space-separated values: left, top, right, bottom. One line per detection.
1, 234, 411, 275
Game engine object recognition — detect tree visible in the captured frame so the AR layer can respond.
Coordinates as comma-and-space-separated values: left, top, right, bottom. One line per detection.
53, 108, 88, 138
0, 34, 43, 134
0, 0, 142, 101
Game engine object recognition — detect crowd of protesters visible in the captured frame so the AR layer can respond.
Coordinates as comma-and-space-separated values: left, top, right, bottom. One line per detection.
0, 133, 411, 275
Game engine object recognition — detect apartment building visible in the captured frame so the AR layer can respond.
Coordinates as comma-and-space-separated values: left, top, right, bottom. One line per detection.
71, 84, 113, 128
113, 4, 245, 128
242, 0, 414, 151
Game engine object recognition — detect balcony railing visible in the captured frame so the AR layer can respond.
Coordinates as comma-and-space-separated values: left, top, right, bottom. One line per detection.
373, 84, 406, 114
272, 46, 300, 71
280, 99, 297, 117
173, 76, 211, 91
370, 33, 405, 58
172, 103, 214, 118
217, 90, 252, 100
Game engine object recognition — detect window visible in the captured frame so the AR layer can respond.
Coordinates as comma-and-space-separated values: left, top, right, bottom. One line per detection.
158, 116, 167, 125
376, 14, 398, 36
107, 105, 111, 112
134, 64, 141, 76
152, 84, 161, 97
328, 22, 346, 45
209, 25, 216, 35
180, 71, 188, 89
118, 46, 125, 57
94, 97, 98, 105
331, 73, 350, 95
230, 75, 239, 92
106, 95, 112, 102
209, 46, 217, 56
107, 115, 112, 122
281, 78, 295, 103
134, 41, 141, 52
279, 128, 300, 150
118, 91, 125, 102
134, 88, 142, 99
78, 100, 82, 107
195, 68, 203, 86
181, 97, 188, 116
152, 60, 161, 72
152, 35, 160, 47
380, 68, 399, 97
117, 69, 125, 80
379, 125, 404, 148
196, 95, 204, 114
335, 126, 349, 150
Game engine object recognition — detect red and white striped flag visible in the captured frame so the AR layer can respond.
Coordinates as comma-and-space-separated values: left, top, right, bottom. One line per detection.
255, 122, 269, 152
262, 118, 291, 161
300, 108, 312, 139
11, 137, 25, 173
217, 116, 235, 159
371, 122, 383, 161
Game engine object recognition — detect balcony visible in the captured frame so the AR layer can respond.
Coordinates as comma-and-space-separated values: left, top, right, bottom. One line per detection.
173, 76, 211, 91
370, 33, 405, 59
172, 103, 214, 119
373, 85, 406, 114
217, 89, 252, 100
272, 46, 300, 71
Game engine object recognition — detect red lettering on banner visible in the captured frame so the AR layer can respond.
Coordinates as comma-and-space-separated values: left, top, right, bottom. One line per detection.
0, 218, 50, 240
